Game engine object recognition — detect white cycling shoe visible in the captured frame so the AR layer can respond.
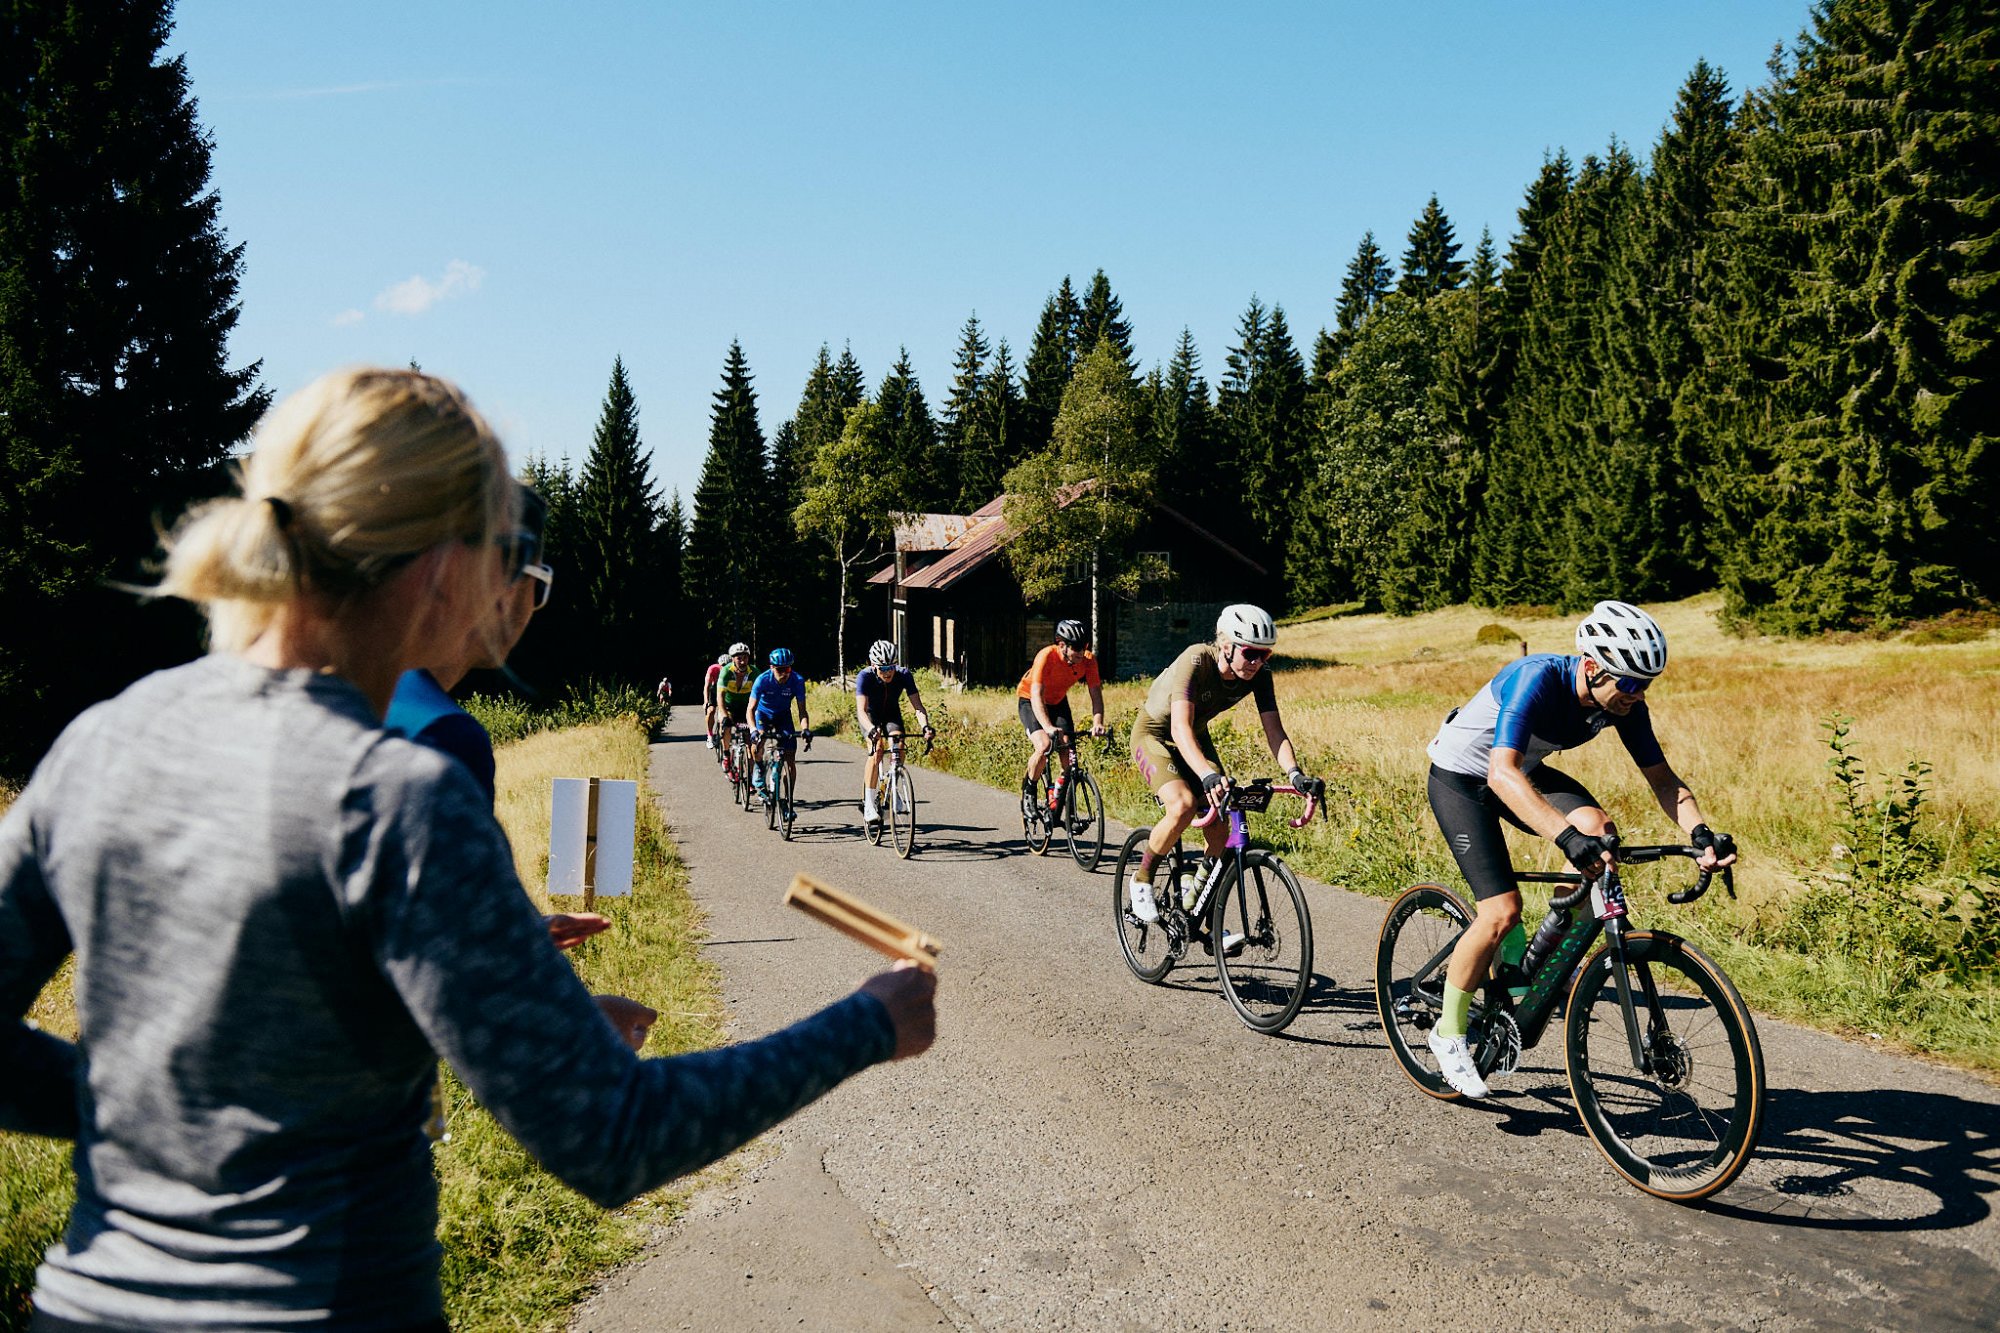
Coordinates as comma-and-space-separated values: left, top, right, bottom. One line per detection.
1427, 1029, 1490, 1099
1127, 876, 1159, 924
862, 796, 880, 826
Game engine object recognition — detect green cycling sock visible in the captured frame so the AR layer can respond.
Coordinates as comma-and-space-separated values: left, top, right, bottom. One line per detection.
1499, 922, 1528, 998
1440, 983, 1473, 1039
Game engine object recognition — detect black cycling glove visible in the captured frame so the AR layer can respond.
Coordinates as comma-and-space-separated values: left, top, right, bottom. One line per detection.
1201, 771, 1231, 798
1690, 824, 1736, 861
1287, 768, 1325, 800
1555, 826, 1611, 876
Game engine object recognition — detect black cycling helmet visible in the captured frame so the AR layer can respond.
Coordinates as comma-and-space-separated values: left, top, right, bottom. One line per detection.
1055, 618, 1089, 648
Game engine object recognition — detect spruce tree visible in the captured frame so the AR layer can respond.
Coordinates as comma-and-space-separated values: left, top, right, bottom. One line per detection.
940, 313, 992, 510
969, 338, 1023, 506
1332, 231, 1395, 361
1706, 0, 1999, 630
1150, 327, 1214, 507
1076, 268, 1138, 381
1398, 194, 1467, 301
683, 341, 769, 648
1020, 277, 1083, 456
0, 0, 267, 769
876, 349, 945, 510
574, 356, 661, 678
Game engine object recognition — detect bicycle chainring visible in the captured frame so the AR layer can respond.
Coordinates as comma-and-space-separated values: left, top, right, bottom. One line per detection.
1476, 1009, 1521, 1077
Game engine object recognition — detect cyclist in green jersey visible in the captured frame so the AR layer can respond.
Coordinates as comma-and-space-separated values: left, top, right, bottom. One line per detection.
1124, 604, 1322, 929
716, 643, 755, 746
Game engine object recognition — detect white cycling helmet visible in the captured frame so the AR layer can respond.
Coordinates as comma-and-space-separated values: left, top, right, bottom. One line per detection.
1575, 600, 1667, 678
868, 638, 899, 667
727, 641, 750, 657
716, 653, 730, 667
1216, 603, 1277, 648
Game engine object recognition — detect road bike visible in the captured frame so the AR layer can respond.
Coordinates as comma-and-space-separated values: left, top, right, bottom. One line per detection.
720, 720, 753, 809
865, 725, 931, 859
1020, 729, 1109, 870
1375, 838, 1765, 1202
753, 727, 809, 839
1113, 779, 1321, 1034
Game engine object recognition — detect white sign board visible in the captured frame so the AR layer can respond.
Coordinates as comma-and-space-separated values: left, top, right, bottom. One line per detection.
547, 778, 637, 898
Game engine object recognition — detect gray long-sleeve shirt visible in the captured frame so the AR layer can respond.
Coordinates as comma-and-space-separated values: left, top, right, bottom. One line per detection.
0, 655, 894, 1329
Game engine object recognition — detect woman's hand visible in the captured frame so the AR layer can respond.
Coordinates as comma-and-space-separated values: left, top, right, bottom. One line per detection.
858, 961, 937, 1061
545, 913, 610, 950
593, 994, 658, 1052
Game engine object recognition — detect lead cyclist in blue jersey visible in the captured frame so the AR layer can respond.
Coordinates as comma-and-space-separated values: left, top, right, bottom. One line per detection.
1423, 600, 1737, 1098
749, 648, 812, 801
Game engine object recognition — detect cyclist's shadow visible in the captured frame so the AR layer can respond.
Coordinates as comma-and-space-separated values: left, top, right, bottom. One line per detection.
1702, 1084, 2000, 1231
1446, 1073, 2000, 1233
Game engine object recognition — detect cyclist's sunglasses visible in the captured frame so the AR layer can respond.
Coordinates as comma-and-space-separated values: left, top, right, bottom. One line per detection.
1235, 645, 1273, 664
520, 563, 554, 610
1612, 675, 1652, 695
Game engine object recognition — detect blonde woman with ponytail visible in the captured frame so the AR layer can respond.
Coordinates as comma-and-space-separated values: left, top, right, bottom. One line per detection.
0, 368, 935, 1331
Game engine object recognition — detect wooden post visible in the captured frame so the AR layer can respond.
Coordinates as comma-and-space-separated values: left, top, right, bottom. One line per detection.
583, 777, 600, 912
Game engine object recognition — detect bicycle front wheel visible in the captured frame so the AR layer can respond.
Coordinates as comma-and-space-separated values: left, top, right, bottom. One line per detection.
779, 763, 796, 841
1565, 931, 1765, 1202
1021, 774, 1052, 856
1213, 851, 1314, 1033
890, 767, 917, 859
1112, 830, 1179, 983
1375, 884, 1484, 1099
1063, 772, 1105, 871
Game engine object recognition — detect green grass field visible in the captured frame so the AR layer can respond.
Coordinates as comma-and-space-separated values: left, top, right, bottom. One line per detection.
811, 593, 2000, 1073
0, 720, 725, 1333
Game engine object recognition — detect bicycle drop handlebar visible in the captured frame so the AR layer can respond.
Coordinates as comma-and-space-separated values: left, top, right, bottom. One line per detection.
1189, 778, 1322, 830
1535, 840, 1736, 911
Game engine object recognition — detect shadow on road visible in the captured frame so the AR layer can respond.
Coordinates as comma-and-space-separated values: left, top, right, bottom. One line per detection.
1695, 1085, 2000, 1231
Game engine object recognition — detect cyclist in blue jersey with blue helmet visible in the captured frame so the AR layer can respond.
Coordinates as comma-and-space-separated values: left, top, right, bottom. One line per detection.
1423, 600, 1737, 1098
854, 639, 933, 832
749, 648, 811, 813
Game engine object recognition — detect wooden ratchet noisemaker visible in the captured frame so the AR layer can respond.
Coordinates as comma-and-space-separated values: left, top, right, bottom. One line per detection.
784, 873, 941, 971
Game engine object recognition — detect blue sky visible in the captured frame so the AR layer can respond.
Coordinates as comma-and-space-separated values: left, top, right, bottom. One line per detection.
172, 1, 1809, 506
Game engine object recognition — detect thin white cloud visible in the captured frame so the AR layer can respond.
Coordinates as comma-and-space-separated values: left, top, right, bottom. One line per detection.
331, 308, 365, 328
374, 261, 486, 317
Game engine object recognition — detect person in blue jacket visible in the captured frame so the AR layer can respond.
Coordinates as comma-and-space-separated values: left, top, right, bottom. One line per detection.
748, 647, 811, 818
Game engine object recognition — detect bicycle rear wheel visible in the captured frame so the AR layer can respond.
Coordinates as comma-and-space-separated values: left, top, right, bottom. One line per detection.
1021, 774, 1052, 855
1565, 932, 1765, 1202
890, 767, 917, 859
1112, 831, 1181, 983
1375, 884, 1490, 1099
1213, 851, 1313, 1033
1063, 771, 1105, 871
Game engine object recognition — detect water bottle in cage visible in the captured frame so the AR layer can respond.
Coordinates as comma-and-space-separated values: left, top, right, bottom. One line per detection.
1522, 907, 1571, 977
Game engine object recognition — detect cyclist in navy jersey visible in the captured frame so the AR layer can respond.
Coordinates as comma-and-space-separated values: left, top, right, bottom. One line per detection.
748, 648, 811, 803
855, 639, 933, 830
1423, 600, 1737, 1098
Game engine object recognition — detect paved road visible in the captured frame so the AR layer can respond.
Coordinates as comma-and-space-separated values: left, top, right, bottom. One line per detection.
574, 716, 2000, 1331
